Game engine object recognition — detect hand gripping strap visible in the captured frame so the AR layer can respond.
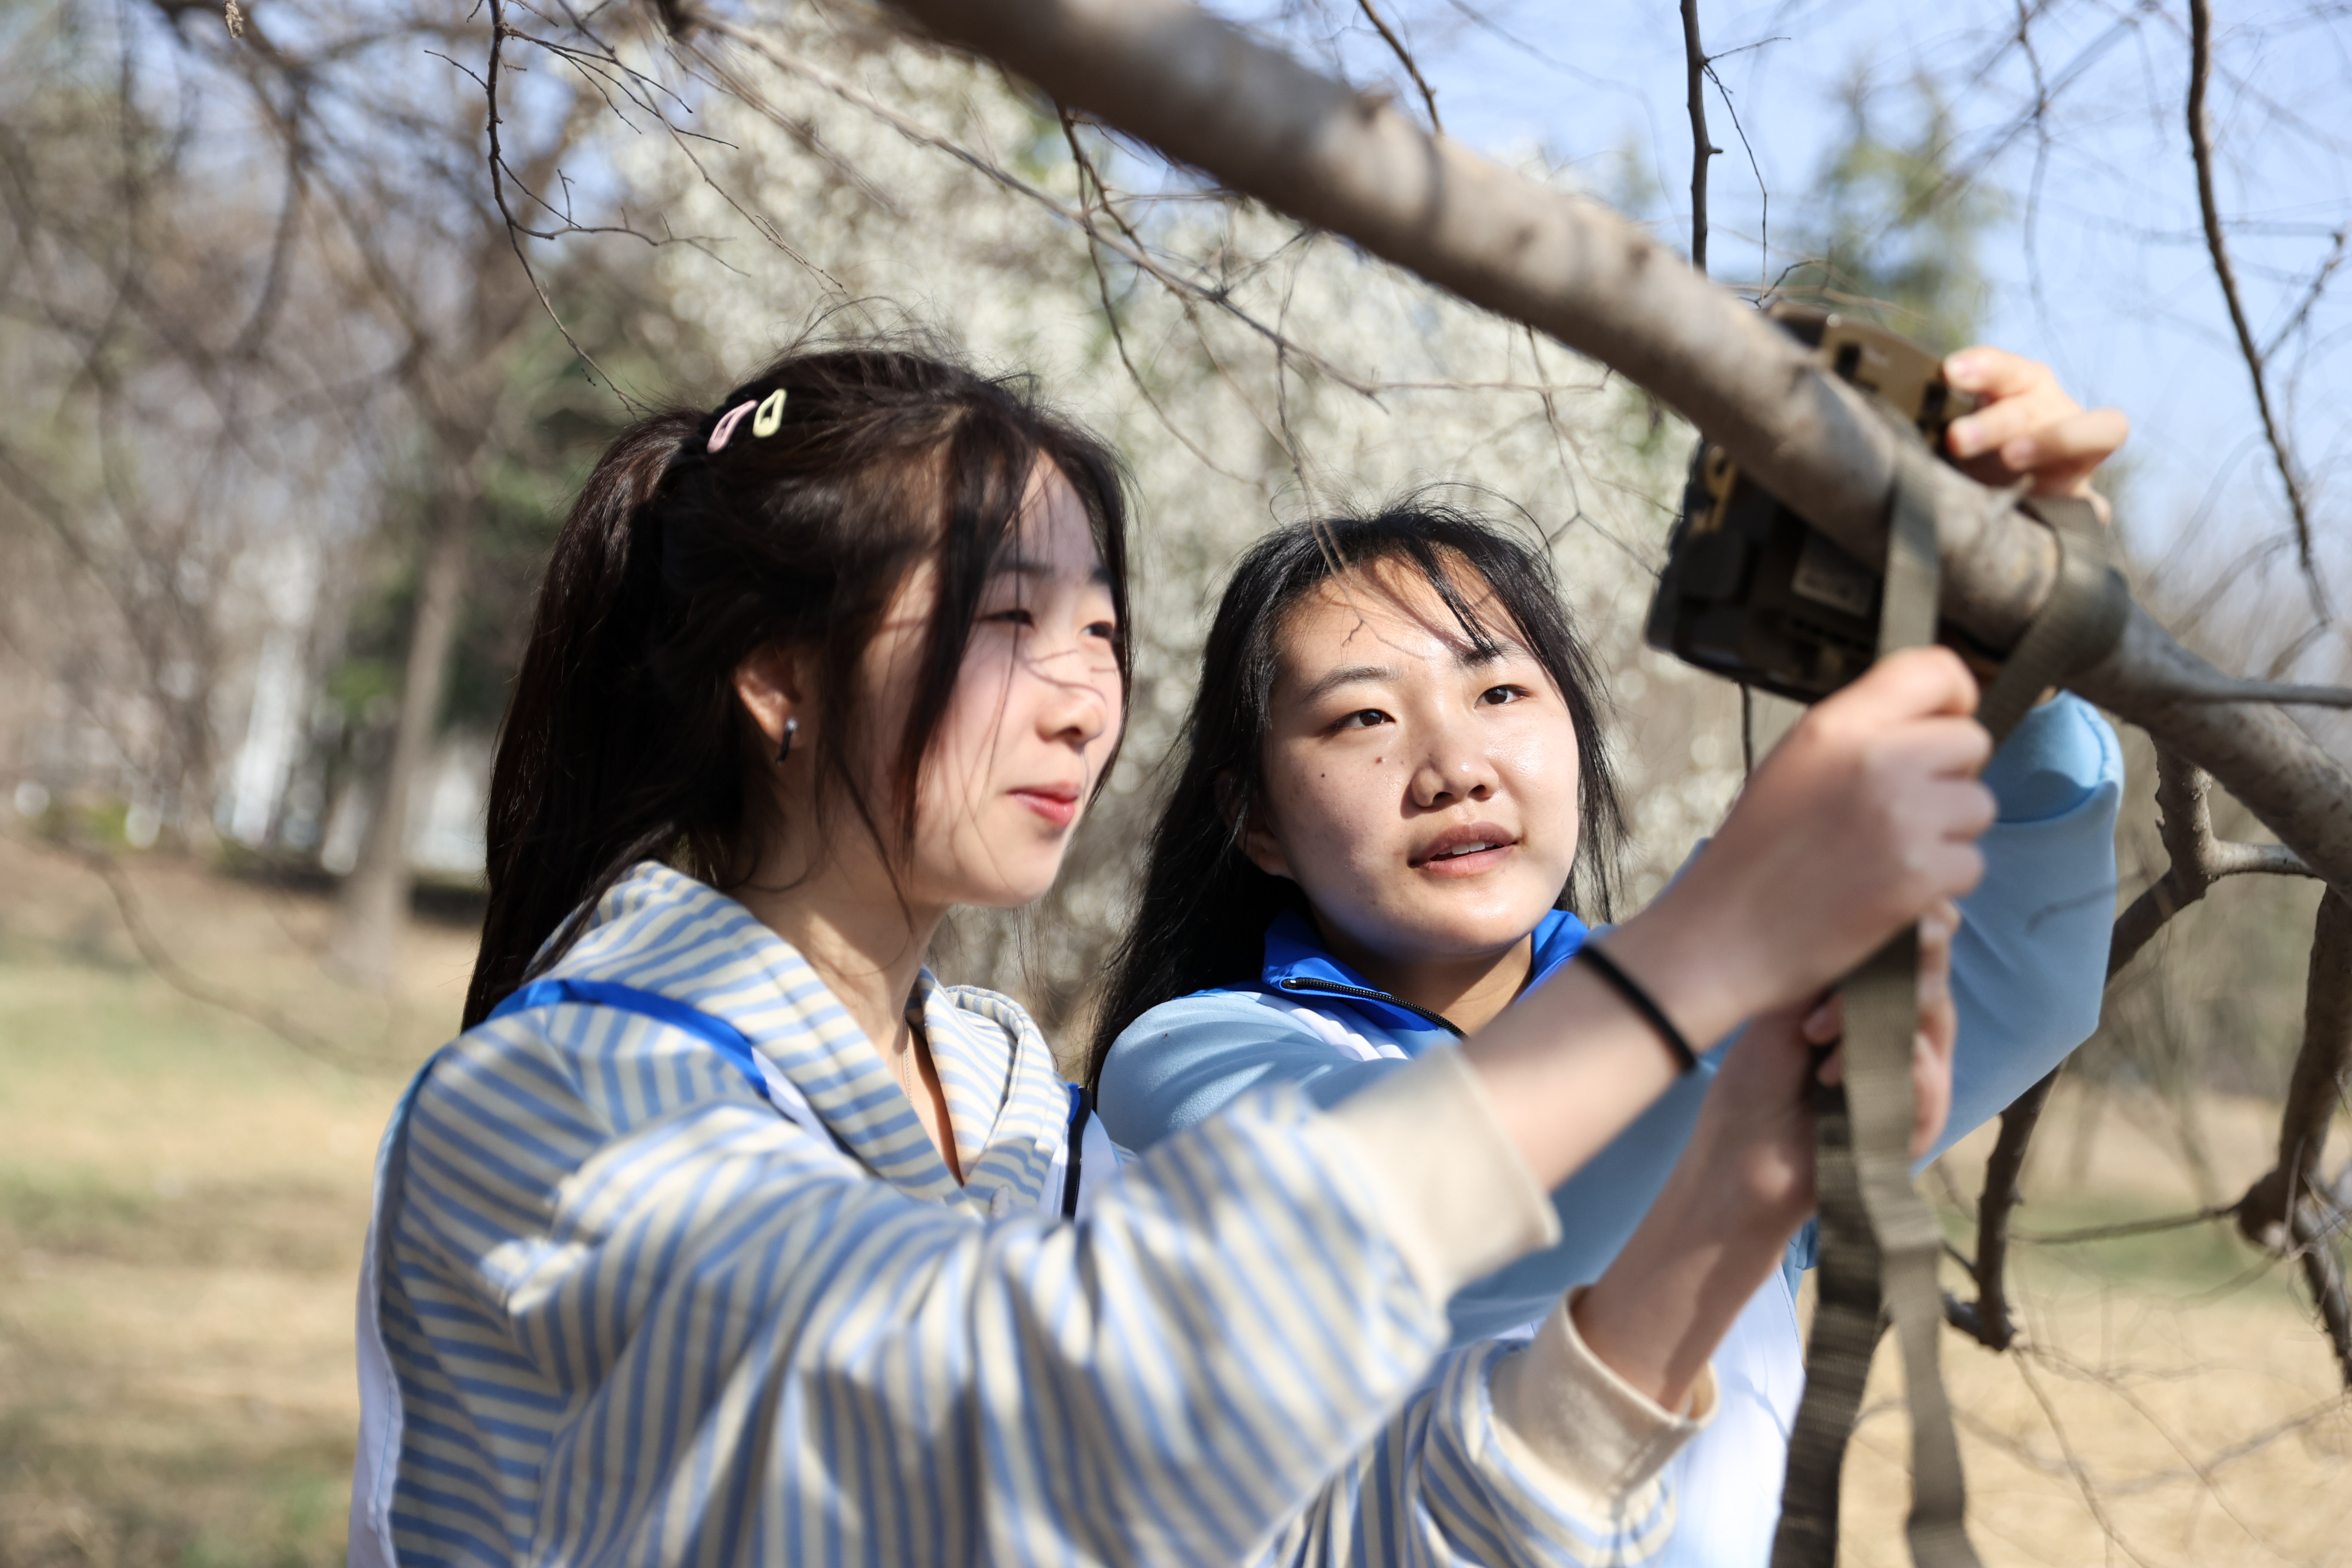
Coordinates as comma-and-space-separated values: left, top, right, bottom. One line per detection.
1773, 444, 1983, 1568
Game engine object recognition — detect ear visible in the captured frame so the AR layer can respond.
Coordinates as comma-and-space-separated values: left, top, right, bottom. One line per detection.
732, 644, 805, 757
1225, 775, 1295, 882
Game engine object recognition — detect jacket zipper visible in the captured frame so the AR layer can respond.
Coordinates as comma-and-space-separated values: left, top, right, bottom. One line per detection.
1274, 976, 1466, 1038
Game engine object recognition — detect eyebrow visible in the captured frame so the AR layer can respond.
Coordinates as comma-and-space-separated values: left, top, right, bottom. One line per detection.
1300, 663, 1394, 702
1298, 640, 1523, 704
991, 554, 1115, 587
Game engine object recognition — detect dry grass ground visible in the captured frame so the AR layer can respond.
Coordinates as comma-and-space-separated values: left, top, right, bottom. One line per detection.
0, 831, 2345, 1566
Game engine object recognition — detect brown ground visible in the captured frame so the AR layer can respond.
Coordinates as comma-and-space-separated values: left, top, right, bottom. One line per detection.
0, 832, 2344, 1566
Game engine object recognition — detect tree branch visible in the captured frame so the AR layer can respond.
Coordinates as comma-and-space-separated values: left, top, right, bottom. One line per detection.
2186, 0, 2327, 621
1679, 0, 1715, 275
2230, 891, 2352, 1386
1354, 0, 1440, 136
882, 0, 2352, 914
1946, 1067, 2057, 1351
2108, 751, 2314, 981
1954, 749, 2317, 1352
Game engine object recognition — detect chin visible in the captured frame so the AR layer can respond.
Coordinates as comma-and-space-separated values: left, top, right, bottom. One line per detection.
1403, 889, 1559, 953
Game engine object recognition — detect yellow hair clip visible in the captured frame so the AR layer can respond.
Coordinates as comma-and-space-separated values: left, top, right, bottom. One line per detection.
751, 388, 788, 439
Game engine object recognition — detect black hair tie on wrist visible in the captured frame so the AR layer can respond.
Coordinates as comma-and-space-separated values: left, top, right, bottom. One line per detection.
1576, 944, 1700, 1075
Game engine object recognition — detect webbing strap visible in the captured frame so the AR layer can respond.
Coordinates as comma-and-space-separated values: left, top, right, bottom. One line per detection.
1773, 479, 2132, 1567
1774, 448, 1975, 1568
1975, 495, 2128, 744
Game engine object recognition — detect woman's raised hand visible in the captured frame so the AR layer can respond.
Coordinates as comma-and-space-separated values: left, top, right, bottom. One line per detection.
1942, 347, 2128, 517
1617, 646, 1994, 1045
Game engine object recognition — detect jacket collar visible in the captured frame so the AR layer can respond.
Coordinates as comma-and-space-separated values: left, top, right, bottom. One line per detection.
1256, 906, 1592, 1044
548, 862, 1063, 1210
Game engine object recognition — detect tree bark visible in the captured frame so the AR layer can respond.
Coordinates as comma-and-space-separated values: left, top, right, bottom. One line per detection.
883, 0, 2352, 901
328, 477, 474, 988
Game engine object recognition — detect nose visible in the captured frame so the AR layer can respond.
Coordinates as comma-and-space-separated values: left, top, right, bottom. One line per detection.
1030, 647, 1114, 751
1408, 714, 1499, 809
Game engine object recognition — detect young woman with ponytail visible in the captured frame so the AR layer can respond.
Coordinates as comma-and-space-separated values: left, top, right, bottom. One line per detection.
351, 341, 1991, 1568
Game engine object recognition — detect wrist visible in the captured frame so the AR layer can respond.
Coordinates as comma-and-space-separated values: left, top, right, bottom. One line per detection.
1597, 893, 1769, 1057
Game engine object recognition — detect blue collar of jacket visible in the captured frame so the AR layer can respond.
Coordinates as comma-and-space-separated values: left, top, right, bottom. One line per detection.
1254, 906, 1592, 1044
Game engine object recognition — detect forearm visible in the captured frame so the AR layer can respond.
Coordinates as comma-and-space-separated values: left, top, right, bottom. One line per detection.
1569, 1158, 1798, 1411
1462, 893, 1763, 1195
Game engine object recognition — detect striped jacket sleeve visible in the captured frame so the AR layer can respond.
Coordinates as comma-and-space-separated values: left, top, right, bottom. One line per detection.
386, 1015, 1702, 1567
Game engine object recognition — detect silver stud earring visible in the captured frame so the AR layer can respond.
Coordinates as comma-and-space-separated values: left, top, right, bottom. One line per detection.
778, 716, 798, 765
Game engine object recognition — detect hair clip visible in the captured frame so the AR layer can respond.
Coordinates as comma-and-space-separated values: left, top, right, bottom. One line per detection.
707, 399, 757, 454
751, 387, 788, 439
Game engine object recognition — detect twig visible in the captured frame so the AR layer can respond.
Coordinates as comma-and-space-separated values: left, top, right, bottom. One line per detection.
2108, 752, 2314, 983
480, 2, 628, 405
2233, 890, 2352, 1386
2187, 0, 2328, 621
2012, 1206, 2240, 1246
1945, 1068, 2058, 1350
1353, 0, 1440, 135
9, 827, 391, 1074
1678, 0, 1716, 275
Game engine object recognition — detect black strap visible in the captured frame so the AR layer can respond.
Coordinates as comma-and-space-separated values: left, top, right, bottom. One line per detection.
1576, 944, 1700, 1075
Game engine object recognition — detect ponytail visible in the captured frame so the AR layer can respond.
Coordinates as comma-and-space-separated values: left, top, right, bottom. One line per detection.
465, 412, 699, 1026
463, 343, 1130, 1029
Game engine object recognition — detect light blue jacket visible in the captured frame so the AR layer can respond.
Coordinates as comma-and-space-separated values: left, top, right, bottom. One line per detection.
1098, 693, 2124, 1343
1100, 696, 2120, 1567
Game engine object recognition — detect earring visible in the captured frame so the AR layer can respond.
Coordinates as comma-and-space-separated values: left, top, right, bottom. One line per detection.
777, 715, 798, 765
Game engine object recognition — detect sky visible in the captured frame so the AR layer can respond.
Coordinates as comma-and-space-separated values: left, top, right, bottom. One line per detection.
1229, 0, 2352, 638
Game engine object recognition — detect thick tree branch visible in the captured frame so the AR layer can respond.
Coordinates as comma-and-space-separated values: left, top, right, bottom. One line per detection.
885, 0, 2352, 910
2186, 0, 2327, 620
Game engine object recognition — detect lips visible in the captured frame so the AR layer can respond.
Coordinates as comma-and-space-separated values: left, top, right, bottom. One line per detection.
1011, 785, 1082, 828
1412, 822, 1519, 875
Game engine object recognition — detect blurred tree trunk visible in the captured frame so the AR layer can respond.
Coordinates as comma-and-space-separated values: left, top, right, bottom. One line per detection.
328, 461, 478, 988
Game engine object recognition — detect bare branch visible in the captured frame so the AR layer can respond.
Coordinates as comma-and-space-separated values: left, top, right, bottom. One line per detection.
878, 0, 2352, 914
2186, 0, 2328, 621
1945, 1068, 2058, 1351
1353, 0, 1440, 136
1678, 0, 1715, 275
2230, 891, 2352, 1386
5, 827, 392, 1074
2109, 753, 2316, 981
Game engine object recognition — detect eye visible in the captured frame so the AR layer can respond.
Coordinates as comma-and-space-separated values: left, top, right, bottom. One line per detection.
1085, 619, 1118, 642
1479, 684, 1531, 706
1334, 708, 1392, 731
984, 607, 1035, 628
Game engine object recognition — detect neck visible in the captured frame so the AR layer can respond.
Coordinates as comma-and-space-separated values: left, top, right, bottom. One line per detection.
730, 840, 941, 1072
1313, 916, 1537, 1035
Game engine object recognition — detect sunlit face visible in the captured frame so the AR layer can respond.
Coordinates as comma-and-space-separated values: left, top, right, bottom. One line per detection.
1244, 560, 1582, 968
861, 462, 1124, 910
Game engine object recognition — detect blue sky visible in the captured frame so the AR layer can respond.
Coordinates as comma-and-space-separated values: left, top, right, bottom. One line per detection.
1234, 1, 2352, 628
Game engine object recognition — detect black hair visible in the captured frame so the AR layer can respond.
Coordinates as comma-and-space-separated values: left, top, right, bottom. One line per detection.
1084, 500, 1621, 1086
465, 340, 1130, 1028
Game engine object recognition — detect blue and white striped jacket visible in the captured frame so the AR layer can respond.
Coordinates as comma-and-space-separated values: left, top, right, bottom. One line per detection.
354, 861, 1694, 1567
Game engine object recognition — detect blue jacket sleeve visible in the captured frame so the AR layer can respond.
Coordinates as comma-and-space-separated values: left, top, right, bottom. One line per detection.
1100, 695, 2122, 1341
1931, 692, 2122, 1158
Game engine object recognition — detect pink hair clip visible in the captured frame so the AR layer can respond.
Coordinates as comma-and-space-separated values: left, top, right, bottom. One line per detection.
707, 399, 758, 454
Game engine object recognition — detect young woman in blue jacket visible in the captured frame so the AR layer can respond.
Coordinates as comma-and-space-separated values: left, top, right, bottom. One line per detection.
1088, 349, 2126, 1566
